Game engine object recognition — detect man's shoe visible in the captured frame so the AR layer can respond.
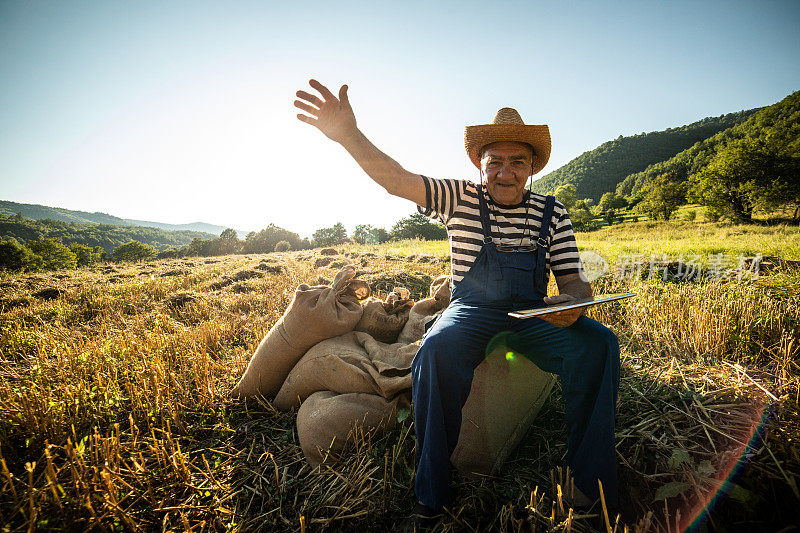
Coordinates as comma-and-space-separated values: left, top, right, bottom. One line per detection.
395, 502, 441, 532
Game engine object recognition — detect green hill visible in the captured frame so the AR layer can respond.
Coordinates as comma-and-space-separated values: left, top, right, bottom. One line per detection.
0, 200, 248, 238
0, 215, 215, 253
530, 109, 760, 201
616, 90, 800, 198
0, 200, 132, 225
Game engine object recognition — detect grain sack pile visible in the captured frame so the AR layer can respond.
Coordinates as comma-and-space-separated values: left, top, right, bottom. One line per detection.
233, 267, 555, 476
230, 265, 370, 398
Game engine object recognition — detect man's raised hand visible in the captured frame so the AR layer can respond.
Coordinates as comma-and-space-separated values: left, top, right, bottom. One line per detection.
295, 79, 358, 144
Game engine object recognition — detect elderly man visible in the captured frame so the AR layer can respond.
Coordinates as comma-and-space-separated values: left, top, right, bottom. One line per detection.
295, 80, 620, 527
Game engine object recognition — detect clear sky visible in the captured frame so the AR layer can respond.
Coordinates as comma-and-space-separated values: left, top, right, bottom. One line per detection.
1, 0, 798, 237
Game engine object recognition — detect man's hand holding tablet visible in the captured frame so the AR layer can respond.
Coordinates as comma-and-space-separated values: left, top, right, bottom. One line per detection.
509, 293, 637, 325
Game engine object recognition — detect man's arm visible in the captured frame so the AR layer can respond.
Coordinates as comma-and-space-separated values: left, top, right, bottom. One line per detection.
539, 272, 593, 327
295, 79, 426, 207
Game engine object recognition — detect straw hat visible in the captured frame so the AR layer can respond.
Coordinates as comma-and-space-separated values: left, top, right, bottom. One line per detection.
464, 108, 551, 174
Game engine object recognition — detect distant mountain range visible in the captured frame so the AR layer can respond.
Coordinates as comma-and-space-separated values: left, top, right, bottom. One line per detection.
0, 200, 248, 239
122, 218, 248, 239
529, 104, 767, 201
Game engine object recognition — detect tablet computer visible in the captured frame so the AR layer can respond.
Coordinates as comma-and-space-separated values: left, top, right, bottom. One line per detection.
508, 292, 637, 318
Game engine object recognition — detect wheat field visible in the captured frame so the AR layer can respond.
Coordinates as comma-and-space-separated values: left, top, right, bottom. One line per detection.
1, 228, 798, 532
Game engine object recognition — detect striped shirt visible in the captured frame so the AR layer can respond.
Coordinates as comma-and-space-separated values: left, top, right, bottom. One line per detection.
416, 175, 582, 287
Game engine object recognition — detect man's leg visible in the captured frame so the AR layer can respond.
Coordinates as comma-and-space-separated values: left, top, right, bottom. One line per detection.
506, 315, 621, 507
411, 303, 507, 511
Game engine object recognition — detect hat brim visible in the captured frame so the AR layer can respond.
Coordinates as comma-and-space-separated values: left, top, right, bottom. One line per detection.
464, 124, 551, 174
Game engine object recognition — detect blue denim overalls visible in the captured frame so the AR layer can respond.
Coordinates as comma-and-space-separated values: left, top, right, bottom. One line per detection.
411, 187, 621, 511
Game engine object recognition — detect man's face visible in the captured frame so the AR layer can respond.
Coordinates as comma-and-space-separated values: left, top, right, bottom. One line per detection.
480, 141, 536, 205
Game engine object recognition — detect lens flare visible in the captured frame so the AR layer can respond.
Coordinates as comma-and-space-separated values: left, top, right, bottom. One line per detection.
681, 400, 770, 532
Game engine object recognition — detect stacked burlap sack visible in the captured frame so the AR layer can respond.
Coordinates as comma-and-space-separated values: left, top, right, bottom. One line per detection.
232, 265, 555, 477
230, 265, 370, 398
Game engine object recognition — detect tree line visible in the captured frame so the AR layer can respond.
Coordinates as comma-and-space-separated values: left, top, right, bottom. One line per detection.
0, 213, 446, 273
541, 90, 800, 224
0, 213, 214, 253
530, 108, 759, 202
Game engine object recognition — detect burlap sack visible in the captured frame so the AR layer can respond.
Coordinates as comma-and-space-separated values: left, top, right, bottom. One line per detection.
452, 345, 555, 476
273, 331, 421, 411
230, 266, 370, 398
396, 275, 451, 344
296, 390, 407, 467
354, 287, 414, 343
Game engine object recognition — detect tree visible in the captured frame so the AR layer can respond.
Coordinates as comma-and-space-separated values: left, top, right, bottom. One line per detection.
112, 241, 158, 262
570, 207, 596, 230
390, 213, 447, 240
214, 228, 242, 255
689, 138, 800, 221
353, 224, 390, 244
554, 184, 577, 211
602, 209, 621, 226
597, 192, 627, 213
312, 222, 348, 247
274, 240, 291, 252
0, 238, 42, 271
636, 175, 686, 220
188, 237, 215, 256
242, 224, 307, 254
69, 243, 104, 267
27, 237, 77, 270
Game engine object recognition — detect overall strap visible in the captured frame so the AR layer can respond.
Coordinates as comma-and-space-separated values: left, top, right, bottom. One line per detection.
477, 184, 493, 244
534, 195, 556, 294
477, 185, 504, 281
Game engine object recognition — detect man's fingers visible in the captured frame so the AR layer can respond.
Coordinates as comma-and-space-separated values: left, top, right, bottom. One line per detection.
338, 84, 350, 106
309, 79, 336, 102
296, 113, 318, 125
544, 294, 576, 305
294, 100, 320, 116
296, 90, 323, 108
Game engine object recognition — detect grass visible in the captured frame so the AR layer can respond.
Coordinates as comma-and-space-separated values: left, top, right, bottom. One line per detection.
1, 231, 798, 532
344, 220, 800, 262
576, 219, 800, 261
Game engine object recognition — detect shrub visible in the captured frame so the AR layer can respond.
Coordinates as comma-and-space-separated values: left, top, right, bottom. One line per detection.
274, 240, 291, 252
157, 248, 182, 259
112, 241, 158, 262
